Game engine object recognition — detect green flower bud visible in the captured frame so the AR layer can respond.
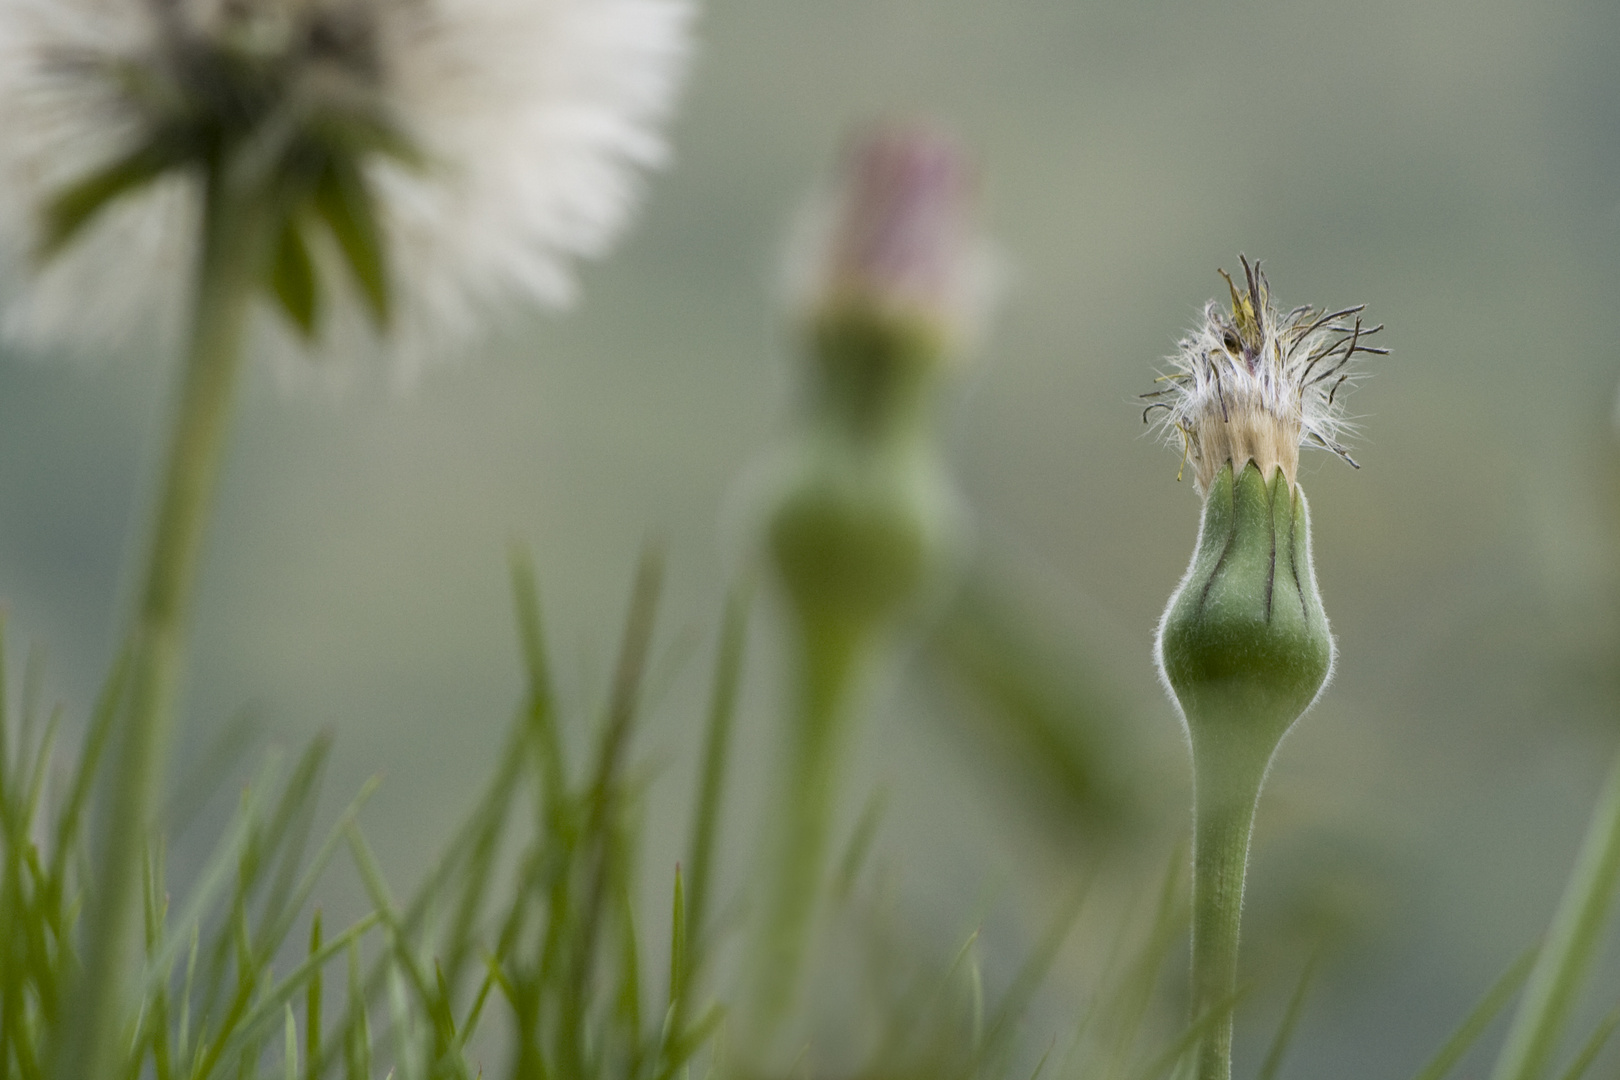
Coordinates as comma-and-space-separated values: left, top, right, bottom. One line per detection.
1157, 460, 1332, 760
805, 303, 943, 444
803, 123, 983, 367
767, 123, 980, 642
747, 123, 979, 1051
1144, 258, 1381, 1080
768, 433, 957, 641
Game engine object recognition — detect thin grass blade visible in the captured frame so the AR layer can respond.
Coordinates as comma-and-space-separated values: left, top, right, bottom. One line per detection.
1553, 1004, 1620, 1080
1491, 747, 1620, 1080
1125, 985, 1248, 1080
683, 582, 751, 958
1257, 953, 1318, 1080
1412, 946, 1537, 1080
307, 912, 323, 1080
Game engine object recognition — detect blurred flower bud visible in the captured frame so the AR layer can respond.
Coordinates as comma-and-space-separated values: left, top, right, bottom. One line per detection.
768, 437, 958, 641
747, 125, 982, 1040
815, 125, 976, 340
768, 123, 980, 641
789, 126, 986, 441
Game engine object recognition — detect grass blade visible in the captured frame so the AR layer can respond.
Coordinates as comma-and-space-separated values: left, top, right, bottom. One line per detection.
564, 545, 664, 1059
307, 912, 323, 1080
1553, 1004, 1620, 1080
1105, 843, 1188, 1080
684, 582, 751, 962
1492, 748, 1620, 1080
344, 940, 370, 1080
48, 648, 131, 898
216, 913, 379, 1072
971, 882, 1090, 1075
831, 790, 887, 903
1412, 946, 1537, 1080
1126, 985, 1248, 1080
283, 1004, 299, 1080
139, 760, 276, 994
1257, 953, 1318, 1080
667, 866, 686, 1014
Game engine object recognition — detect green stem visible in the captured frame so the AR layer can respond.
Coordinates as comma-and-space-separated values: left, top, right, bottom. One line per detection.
1188, 728, 1272, 1080
752, 615, 866, 1047
59, 176, 259, 1080
1491, 745, 1620, 1080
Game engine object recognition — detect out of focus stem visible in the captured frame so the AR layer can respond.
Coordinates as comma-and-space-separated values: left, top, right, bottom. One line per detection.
61, 174, 259, 1080
753, 616, 865, 1043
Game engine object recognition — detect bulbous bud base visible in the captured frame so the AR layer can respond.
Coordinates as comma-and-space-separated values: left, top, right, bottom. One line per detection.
767, 440, 956, 638
1157, 460, 1333, 758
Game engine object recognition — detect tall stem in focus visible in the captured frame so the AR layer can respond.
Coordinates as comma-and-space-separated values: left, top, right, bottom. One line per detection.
1158, 463, 1335, 1080
1189, 731, 1271, 1080
61, 174, 260, 1080
1147, 262, 1373, 1080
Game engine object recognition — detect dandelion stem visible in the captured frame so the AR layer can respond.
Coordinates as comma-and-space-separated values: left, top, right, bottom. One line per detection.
753, 616, 864, 1044
1189, 728, 1271, 1080
1159, 464, 1331, 1080
61, 173, 261, 1080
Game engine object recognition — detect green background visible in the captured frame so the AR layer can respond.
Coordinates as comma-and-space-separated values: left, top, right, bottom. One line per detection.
2, 0, 1619, 1075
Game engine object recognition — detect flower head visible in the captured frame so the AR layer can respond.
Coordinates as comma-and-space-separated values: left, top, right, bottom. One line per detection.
787, 123, 994, 364
1144, 256, 1385, 493
765, 125, 978, 637
0, 0, 693, 377
1147, 264, 1384, 1080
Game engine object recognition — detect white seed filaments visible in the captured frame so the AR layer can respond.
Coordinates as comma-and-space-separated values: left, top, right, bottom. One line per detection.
0, 0, 694, 376
1144, 256, 1386, 493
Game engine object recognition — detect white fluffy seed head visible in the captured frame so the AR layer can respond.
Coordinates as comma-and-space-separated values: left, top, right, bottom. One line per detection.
1144, 256, 1385, 494
0, 0, 694, 383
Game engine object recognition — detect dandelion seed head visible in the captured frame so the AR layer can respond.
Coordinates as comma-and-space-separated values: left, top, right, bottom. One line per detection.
0, 0, 694, 380
1144, 256, 1384, 494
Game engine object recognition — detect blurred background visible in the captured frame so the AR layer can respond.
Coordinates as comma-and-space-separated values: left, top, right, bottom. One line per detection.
1, 0, 1619, 1076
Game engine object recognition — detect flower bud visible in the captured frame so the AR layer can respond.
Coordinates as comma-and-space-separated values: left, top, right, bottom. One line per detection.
1146, 257, 1379, 752
767, 437, 957, 639
789, 125, 985, 445
768, 123, 978, 639
1147, 259, 1380, 1080
1157, 460, 1332, 753
812, 124, 978, 348
747, 128, 981, 1042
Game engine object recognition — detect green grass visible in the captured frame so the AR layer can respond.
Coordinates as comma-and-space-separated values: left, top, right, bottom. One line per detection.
8, 540, 1620, 1080
0, 547, 738, 1080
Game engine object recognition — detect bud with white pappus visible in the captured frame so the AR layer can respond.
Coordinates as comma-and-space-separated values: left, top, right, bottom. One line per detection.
1145, 257, 1384, 1080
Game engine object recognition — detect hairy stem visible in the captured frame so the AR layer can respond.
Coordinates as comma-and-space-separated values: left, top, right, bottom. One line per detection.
60, 176, 259, 1080
1189, 728, 1271, 1080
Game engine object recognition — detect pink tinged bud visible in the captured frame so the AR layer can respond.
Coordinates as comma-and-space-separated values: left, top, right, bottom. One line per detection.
817, 124, 978, 344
